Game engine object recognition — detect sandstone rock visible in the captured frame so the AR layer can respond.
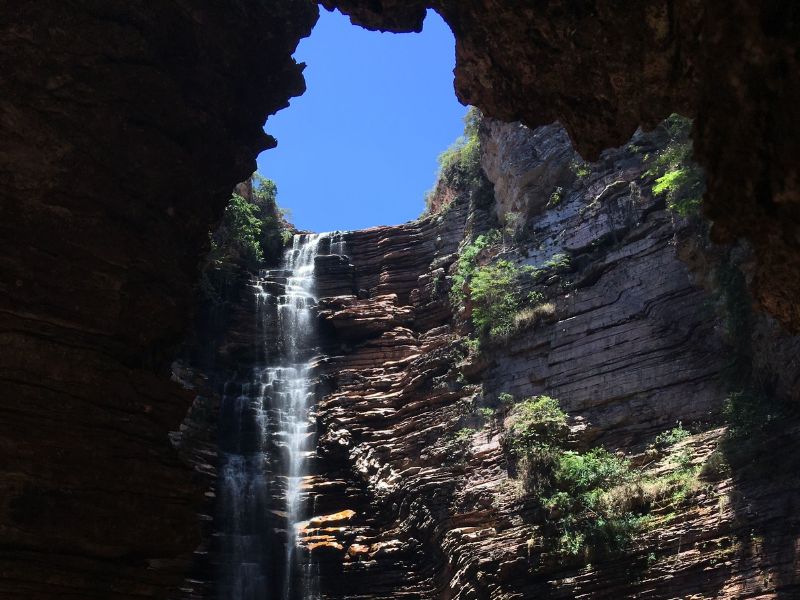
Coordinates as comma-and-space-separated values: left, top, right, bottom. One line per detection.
0, 1, 318, 596
323, 0, 800, 331
300, 122, 800, 599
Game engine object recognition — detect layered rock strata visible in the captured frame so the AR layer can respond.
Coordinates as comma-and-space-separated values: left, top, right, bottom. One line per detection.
281, 121, 800, 598
0, 2, 317, 597
322, 0, 800, 331
2, 2, 799, 598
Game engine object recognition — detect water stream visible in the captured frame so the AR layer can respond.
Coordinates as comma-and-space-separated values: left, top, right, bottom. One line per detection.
217, 233, 343, 599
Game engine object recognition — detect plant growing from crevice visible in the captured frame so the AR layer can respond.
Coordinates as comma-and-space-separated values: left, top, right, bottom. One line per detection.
570, 158, 591, 179
450, 229, 501, 306
478, 407, 496, 420
548, 186, 564, 207
452, 243, 568, 347
444, 427, 478, 462
654, 423, 689, 450
512, 301, 556, 331
646, 114, 705, 217
470, 259, 525, 338
505, 396, 568, 455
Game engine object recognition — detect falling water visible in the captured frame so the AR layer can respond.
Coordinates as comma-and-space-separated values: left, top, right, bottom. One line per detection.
217, 233, 342, 600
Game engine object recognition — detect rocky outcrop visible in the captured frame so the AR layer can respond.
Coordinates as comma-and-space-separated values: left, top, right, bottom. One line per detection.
0, 1, 317, 597
322, 0, 800, 331
293, 121, 800, 598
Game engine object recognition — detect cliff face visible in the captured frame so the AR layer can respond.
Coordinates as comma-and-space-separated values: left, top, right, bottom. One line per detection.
322, 0, 800, 332
276, 121, 800, 598
0, 2, 317, 597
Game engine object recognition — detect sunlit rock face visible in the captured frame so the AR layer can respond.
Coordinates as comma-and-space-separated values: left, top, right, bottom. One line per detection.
294, 121, 800, 599
322, 0, 800, 331
0, 1, 317, 597
180, 119, 800, 600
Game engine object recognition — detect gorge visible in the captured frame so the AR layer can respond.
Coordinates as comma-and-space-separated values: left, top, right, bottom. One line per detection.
1, 2, 799, 599
176, 115, 800, 598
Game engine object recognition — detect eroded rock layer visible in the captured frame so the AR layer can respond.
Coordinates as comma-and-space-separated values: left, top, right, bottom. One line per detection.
0, 2, 317, 597
2, 2, 799, 598
285, 121, 800, 598
322, 0, 800, 331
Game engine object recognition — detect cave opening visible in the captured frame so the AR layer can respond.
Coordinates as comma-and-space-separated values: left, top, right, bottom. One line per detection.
257, 7, 466, 233
2, 2, 800, 599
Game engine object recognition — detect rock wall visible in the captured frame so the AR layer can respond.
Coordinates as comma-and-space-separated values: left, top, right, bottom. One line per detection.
293, 121, 800, 598
322, 0, 800, 332
0, 2, 317, 597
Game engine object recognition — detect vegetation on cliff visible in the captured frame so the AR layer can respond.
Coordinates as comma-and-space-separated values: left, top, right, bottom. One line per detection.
503, 396, 704, 560
645, 114, 704, 216
424, 107, 493, 214
451, 232, 566, 348
436, 107, 482, 191
200, 174, 292, 305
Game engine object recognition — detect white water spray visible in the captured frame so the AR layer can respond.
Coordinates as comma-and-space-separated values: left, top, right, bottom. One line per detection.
218, 232, 345, 599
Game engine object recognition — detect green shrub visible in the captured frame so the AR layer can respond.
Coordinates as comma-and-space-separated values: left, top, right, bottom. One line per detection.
646, 114, 704, 216
526, 290, 545, 305
654, 423, 689, 449
453, 427, 477, 443
502, 395, 706, 560
517, 446, 562, 496
478, 407, 496, 419
470, 259, 524, 338
451, 240, 569, 343
663, 458, 702, 505
522, 253, 572, 286
470, 261, 563, 340
200, 193, 263, 303
506, 396, 568, 454
543, 253, 571, 271
426, 107, 487, 213
570, 159, 591, 179
450, 229, 501, 306
548, 186, 564, 207
498, 392, 515, 407
554, 449, 633, 493
446, 427, 477, 459
200, 173, 292, 305
545, 449, 649, 557
464, 336, 481, 355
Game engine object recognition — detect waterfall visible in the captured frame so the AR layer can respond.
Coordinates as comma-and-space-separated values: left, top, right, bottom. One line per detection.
217, 232, 341, 600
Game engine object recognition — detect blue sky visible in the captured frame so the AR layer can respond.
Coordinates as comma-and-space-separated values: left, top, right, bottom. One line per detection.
257, 8, 466, 233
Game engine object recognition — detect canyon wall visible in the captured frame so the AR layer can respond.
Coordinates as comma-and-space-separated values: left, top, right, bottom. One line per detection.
274, 120, 799, 599
0, 2, 317, 597
323, 0, 800, 331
